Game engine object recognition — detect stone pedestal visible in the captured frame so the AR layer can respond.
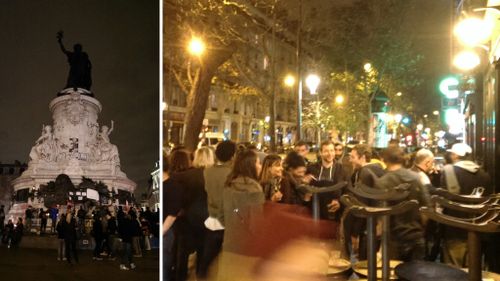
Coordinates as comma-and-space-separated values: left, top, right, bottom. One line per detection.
10, 88, 135, 215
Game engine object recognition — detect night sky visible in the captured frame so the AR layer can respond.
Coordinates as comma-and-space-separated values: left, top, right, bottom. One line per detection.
0, 0, 159, 194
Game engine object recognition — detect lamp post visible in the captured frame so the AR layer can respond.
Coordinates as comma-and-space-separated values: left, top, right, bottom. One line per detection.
364, 63, 373, 146
306, 74, 321, 146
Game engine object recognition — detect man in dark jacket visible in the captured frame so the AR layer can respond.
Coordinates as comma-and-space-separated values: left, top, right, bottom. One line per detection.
306, 140, 349, 221
375, 146, 430, 261
440, 143, 492, 268
346, 144, 385, 260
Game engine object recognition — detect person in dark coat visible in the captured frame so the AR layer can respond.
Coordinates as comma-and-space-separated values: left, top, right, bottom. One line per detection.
280, 151, 311, 206
375, 146, 430, 262
92, 214, 104, 260
173, 147, 214, 280
12, 218, 24, 248
118, 212, 136, 270
0, 205, 5, 233
62, 210, 79, 264
39, 208, 48, 235
345, 144, 385, 260
56, 218, 66, 261
3, 219, 14, 247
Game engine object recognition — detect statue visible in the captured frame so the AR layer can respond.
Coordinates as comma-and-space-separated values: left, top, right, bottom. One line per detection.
29, 125, 60, 162
57, 31, 92, 91
90, 121, 120, 164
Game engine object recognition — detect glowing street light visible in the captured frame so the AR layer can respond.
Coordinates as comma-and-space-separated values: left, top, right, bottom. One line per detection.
306, 74, 320, 95
335, 94, 345, 105
433, 110, 440, 116
364, 63, 372, 72
453, 50, 480, 71
454, 18, 492, 47
394, 114, 403, 123
187, 36, 205, 56
284, 74, 295, 87
396, 92, 402, 97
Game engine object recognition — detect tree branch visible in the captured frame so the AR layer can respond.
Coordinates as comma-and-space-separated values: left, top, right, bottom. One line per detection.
173, 69, 189, 95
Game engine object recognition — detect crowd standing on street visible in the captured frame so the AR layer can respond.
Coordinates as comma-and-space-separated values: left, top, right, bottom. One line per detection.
163, 138, 499, 280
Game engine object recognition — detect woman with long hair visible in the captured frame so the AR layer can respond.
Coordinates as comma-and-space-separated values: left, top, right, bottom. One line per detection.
259, 154, 284, 202
219, 149, 265, 281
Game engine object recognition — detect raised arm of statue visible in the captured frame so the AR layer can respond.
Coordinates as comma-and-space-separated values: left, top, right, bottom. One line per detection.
109, 120, 114, 135
57, 31, 69, 55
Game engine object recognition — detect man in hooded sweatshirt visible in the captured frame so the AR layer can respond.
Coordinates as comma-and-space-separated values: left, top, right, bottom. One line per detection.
440, 143, 491, 268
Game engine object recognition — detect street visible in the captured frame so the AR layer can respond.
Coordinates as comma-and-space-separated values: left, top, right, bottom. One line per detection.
0, 246, 159, 281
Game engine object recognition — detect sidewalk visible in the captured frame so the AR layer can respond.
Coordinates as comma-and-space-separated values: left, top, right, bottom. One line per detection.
0, 245, 159, 281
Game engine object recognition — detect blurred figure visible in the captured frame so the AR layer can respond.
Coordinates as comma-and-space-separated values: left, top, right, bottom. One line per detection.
39, 208, 47, 235
49, 206, 58, 233
119, 212, 136, 270
92, 213, 104, 260
200, 140, 236, 279
219, 149, 264, 281
0, 205, 5, 233
174, 147, 214, 280
247, 144, 267, 164
11, 218, 24, 248
293, 140, 310, 165
333, 143, 344, 161
163, 149, 190, 280
25, 205, 33, 234
62, 208, 79, 264
280, 151, 311, 205
56, 217, 66, 261
260, 154, 284, 202
3, 219, 14, 248
410, 149, 435, 188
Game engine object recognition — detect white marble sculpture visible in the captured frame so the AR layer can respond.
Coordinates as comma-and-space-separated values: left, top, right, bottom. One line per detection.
15, 89, 135, 197
29, 125, 61, 162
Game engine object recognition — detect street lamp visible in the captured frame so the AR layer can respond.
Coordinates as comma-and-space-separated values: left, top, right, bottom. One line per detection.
396, 92, 402, 97
433, 110, 440, 116
284, 74, 296, 88
394, 114, 403, 123
453, 50, 480, 71
454, 18, 492, 47
364, 63, 372, 72
306, 74, 320, 95
335, 94, 345, 105
306, 74, 321, 146
187, 36, 205, 57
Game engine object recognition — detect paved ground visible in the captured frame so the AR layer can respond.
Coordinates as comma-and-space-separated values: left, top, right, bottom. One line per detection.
0, 245, 159, 281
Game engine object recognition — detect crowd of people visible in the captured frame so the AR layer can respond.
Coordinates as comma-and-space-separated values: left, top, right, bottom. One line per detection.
163, 139, 499, 280
1, 203, 159, 271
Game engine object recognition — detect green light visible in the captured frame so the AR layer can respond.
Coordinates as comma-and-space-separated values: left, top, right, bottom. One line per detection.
439, 77, 459, 99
